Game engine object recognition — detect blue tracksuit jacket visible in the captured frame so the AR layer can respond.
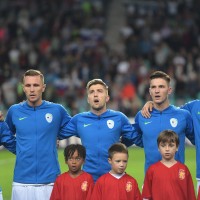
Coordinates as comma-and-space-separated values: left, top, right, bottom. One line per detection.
134, 105, 194, 173
0, 121, 16, 153
61, 109, 142, 181
5, 101, 71, 184
181, 99, 200, 179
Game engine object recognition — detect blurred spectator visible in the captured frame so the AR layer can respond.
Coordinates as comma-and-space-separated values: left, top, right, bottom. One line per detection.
0, 0, 199, 118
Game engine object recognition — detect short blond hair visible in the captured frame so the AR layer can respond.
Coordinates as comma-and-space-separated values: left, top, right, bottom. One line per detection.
22, 69, 44, 84
86, 79, 108, 91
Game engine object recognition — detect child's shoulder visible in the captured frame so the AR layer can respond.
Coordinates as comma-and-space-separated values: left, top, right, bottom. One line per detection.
82, 171, 93, 179
175, 161, 190, 170
123, 173, 139, 183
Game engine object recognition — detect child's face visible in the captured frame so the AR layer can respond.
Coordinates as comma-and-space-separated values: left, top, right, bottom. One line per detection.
158, 142, 178, 161
108, 152, 128, 175
66, 150, 84, 175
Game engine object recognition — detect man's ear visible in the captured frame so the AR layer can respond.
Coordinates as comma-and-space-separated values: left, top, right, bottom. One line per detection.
168, 86, 172, 95
149, 88, 152, 96
108, 158, 111, 164
42, 84, 46, 93
106, 95, 110, 103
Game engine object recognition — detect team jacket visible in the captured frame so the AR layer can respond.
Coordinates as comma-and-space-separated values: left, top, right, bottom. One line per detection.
0, 121, 16, 154
181, 99, 200, 179
61, 109, 142, 181
5, 101, 71, 184
133, 105, 195, 173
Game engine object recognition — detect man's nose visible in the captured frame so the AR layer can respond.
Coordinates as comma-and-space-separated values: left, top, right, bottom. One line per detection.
30, 86, 35, 91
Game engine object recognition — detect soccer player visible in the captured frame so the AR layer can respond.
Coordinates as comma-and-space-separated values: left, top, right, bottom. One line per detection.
61, 79, 142, 182
142, 130, 196, 200
50, 144, 94, 200
122, 71, 195, 174
5, 69, 71, 200
91, 143, 141, 200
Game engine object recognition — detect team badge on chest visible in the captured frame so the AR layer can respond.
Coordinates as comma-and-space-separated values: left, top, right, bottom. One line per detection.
170, 118, 178, 128
178, 169, 185, 180
126, 181, 132, 192
45, 113, 53, 123
81, 181, 88, 191
107, 120, 114, 129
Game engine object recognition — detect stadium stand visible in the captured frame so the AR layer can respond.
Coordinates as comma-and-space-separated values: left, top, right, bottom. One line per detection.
0, 0, 199, 118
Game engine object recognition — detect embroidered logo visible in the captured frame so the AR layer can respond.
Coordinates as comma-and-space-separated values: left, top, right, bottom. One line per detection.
126, 181, 132, 192
19, 117, 27, 121
198, 111, 200, 115
107, 120, 114, 129
81, 181, 88, 191
178, 169, 185, 180
45, 113, 53, 123
144, 121, 152, 125
170, 118, 178, 128
83, 123, 92, 128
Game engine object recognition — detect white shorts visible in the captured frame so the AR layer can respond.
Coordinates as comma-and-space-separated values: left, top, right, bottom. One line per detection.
197, 178, 200, 194
0, 191, 3, 200
12, 182, 54, 200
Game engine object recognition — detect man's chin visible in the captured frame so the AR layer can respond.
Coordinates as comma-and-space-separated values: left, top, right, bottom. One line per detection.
92, 106, 103, 111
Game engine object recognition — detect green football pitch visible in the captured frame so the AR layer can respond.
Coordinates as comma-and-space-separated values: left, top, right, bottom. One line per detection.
0, 146, 196, 200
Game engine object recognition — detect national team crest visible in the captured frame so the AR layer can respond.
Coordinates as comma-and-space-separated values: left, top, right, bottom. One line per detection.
107, 120, 114, 129
126, 181, 132, 192
45, 113, 53, 123
178, 169, 185, 180
81, 181, 88, 191
170, 118, 178, 128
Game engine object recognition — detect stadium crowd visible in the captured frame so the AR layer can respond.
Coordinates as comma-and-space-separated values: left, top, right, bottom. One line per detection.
0, 0, 200, 117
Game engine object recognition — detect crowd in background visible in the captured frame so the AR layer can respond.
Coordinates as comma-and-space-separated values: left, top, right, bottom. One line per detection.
0, 0, 200, 117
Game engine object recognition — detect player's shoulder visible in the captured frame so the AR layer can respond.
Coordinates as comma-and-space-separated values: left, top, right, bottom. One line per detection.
184, 99, 200, 108
9, 102, 23, 109
107, 109, 129, 119
43, 100, 63, 107
7, 102, 25, 113
43, 101, 69, 111
170, 105, 191, 115
72, 111, 90, 118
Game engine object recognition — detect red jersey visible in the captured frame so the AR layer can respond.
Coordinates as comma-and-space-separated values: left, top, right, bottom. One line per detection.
91, 172, 141, 200
50, 171, 94, 200
142, 161, 196, 200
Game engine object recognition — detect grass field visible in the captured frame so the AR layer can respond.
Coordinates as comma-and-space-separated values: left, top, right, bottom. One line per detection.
0, 146, 196, 200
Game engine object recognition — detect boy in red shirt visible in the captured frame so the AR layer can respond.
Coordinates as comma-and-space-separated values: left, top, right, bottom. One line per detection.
50, 144, 94, 200
142, 130, 196, 200
91, 143, 141, 200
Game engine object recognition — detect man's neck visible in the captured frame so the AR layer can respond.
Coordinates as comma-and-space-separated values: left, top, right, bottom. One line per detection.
154, 102, 170, 111
91, 108, 107, 116
27, 100, 43, 107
